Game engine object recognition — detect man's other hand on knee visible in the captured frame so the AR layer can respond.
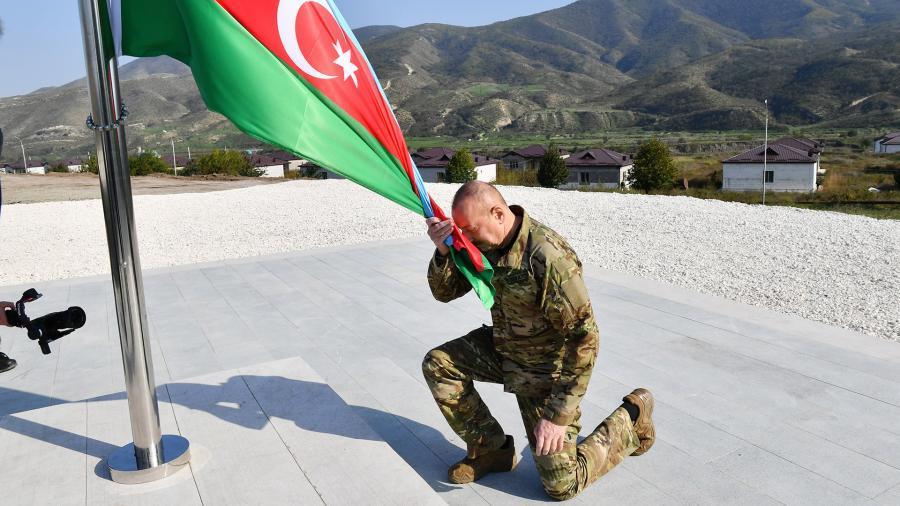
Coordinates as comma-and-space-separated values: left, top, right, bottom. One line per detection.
534, 418, 567, 456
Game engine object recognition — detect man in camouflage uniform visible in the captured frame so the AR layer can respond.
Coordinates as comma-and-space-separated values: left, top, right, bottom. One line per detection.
422, 181, 655, 501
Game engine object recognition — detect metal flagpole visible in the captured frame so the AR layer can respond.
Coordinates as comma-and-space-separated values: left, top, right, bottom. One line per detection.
762, 99, 769, 206
78, 0, 190, 484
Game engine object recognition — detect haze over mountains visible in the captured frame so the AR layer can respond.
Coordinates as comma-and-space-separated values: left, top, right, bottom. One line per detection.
1, 0, 899, 159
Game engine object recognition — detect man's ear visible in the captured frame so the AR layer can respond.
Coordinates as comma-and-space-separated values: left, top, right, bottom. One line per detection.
491, 205, 504, 221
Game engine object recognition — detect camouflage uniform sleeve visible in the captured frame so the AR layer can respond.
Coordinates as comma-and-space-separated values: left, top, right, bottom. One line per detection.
427, 249, 473, 303
537, 252, 599, 426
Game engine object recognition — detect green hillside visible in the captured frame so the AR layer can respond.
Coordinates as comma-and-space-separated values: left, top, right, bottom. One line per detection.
608, 23, 900, 130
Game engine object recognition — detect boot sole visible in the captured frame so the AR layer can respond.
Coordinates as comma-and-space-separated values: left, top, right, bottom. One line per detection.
625, 388, 655, 457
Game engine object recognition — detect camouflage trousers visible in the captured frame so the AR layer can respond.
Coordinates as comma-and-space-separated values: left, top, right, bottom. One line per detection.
422, 325, 640, 501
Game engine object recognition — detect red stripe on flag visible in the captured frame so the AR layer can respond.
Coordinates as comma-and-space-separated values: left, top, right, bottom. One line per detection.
214, 1, 485, 273
215, 1, 419, 187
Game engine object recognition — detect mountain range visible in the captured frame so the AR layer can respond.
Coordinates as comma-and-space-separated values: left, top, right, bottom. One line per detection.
1, 0, 899, 160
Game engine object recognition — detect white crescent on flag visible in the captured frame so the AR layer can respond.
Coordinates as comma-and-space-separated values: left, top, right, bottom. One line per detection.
277, 0, 338, 80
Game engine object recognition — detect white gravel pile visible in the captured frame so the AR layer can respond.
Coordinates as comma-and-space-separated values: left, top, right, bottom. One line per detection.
1, 180, 897, 341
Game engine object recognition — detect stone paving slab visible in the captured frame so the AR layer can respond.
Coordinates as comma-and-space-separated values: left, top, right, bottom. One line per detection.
0, 355, 443, 506
1, 238, 899, 505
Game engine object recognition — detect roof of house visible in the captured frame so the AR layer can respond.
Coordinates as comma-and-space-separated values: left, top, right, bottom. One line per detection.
414, 148, 499, 168
502, 144, 569, 159
267, 150, 303, 162
412, 147, 455, 160
249, 154, 287, 168
880, 132, 900, 145
565, 148, 632, 167
723, 143, 819, 164
771, 137, 824, 154
2, 161, 47, 169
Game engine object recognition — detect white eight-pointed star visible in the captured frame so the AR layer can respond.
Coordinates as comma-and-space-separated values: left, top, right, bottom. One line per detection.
332, 40, 359, 87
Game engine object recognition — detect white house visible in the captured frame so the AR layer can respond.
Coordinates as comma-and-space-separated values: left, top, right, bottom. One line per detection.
411, 148, 498, 183
249, 154, 287, 178
65, 159, 84, 173
722, 138, 823, 193
562, 148, 633, 189
874, 132, 900, 154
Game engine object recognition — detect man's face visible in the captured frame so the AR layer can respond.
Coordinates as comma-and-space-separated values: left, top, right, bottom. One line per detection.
452, 199, 505, 251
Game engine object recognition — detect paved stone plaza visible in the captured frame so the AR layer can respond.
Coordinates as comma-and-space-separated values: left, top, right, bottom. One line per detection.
1, 239, 899, 505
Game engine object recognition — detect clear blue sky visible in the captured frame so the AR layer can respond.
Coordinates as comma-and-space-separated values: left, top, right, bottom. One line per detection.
0, 0, 573, 98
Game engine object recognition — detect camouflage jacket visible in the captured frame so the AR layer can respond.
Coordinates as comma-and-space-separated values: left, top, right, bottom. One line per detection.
428, 206, 599, 426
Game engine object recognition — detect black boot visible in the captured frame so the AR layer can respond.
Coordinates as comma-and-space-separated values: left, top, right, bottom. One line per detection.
0, 352, 17, 373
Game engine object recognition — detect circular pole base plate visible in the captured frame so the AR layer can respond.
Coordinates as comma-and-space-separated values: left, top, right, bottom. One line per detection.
108, 435, 191, 484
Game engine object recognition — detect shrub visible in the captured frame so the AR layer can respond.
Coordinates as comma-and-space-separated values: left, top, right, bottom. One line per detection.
447, 148, 477, 183
495, 164, 538, 187
49, 163, 69, 173
128, 152, 169, 176
186, 150, 263, 177
537, 144, 569, 188
82, 154, 99, 174
628, 138, 679, 193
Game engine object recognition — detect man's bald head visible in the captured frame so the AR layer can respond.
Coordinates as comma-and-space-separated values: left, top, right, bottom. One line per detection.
450, 182, 517, 251
452, 181, 508, 212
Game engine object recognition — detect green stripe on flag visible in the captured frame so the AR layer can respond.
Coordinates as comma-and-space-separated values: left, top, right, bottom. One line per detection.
450, 249, 495, 309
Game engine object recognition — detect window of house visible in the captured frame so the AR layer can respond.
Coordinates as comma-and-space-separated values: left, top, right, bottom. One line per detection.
508, 161, 520, 169
580, 172, 590, 184
437, 172, 446, 182
765, 170, 774, 183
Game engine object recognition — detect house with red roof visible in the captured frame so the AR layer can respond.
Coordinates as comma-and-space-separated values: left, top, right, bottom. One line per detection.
874, 132, 900, 154
722, 138, 823, 192
563, 148, 633, 189
500, 144, 569, 171
410, 148, 499, 183
1, 160, 50, 174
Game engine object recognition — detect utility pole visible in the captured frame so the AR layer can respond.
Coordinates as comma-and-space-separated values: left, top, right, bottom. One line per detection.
13, 135, 27, 171
171, 139, 177, 176
187, 146, 191, 161
762, 99, 769, 206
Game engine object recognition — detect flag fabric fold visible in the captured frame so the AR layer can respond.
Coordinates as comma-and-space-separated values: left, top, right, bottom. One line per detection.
107, 0, 495, 308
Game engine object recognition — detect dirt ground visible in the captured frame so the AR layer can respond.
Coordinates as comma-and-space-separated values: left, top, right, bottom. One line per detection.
0, 172, 291, 205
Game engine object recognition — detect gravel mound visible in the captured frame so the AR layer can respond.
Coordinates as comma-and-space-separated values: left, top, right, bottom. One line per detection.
1, 180, 897, 341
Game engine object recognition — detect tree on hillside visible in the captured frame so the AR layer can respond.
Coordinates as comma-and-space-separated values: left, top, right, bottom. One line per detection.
447, 148, 477, 183
628, 138, 679, 193
129, 152, 169, 176
537, 144, 569, 188
184, 150, 263, 177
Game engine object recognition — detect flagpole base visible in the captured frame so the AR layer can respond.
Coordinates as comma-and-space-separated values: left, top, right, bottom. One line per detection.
107, 435, 191, 484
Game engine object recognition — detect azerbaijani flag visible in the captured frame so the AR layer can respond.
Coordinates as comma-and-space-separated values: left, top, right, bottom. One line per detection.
102, 0, 494, 308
